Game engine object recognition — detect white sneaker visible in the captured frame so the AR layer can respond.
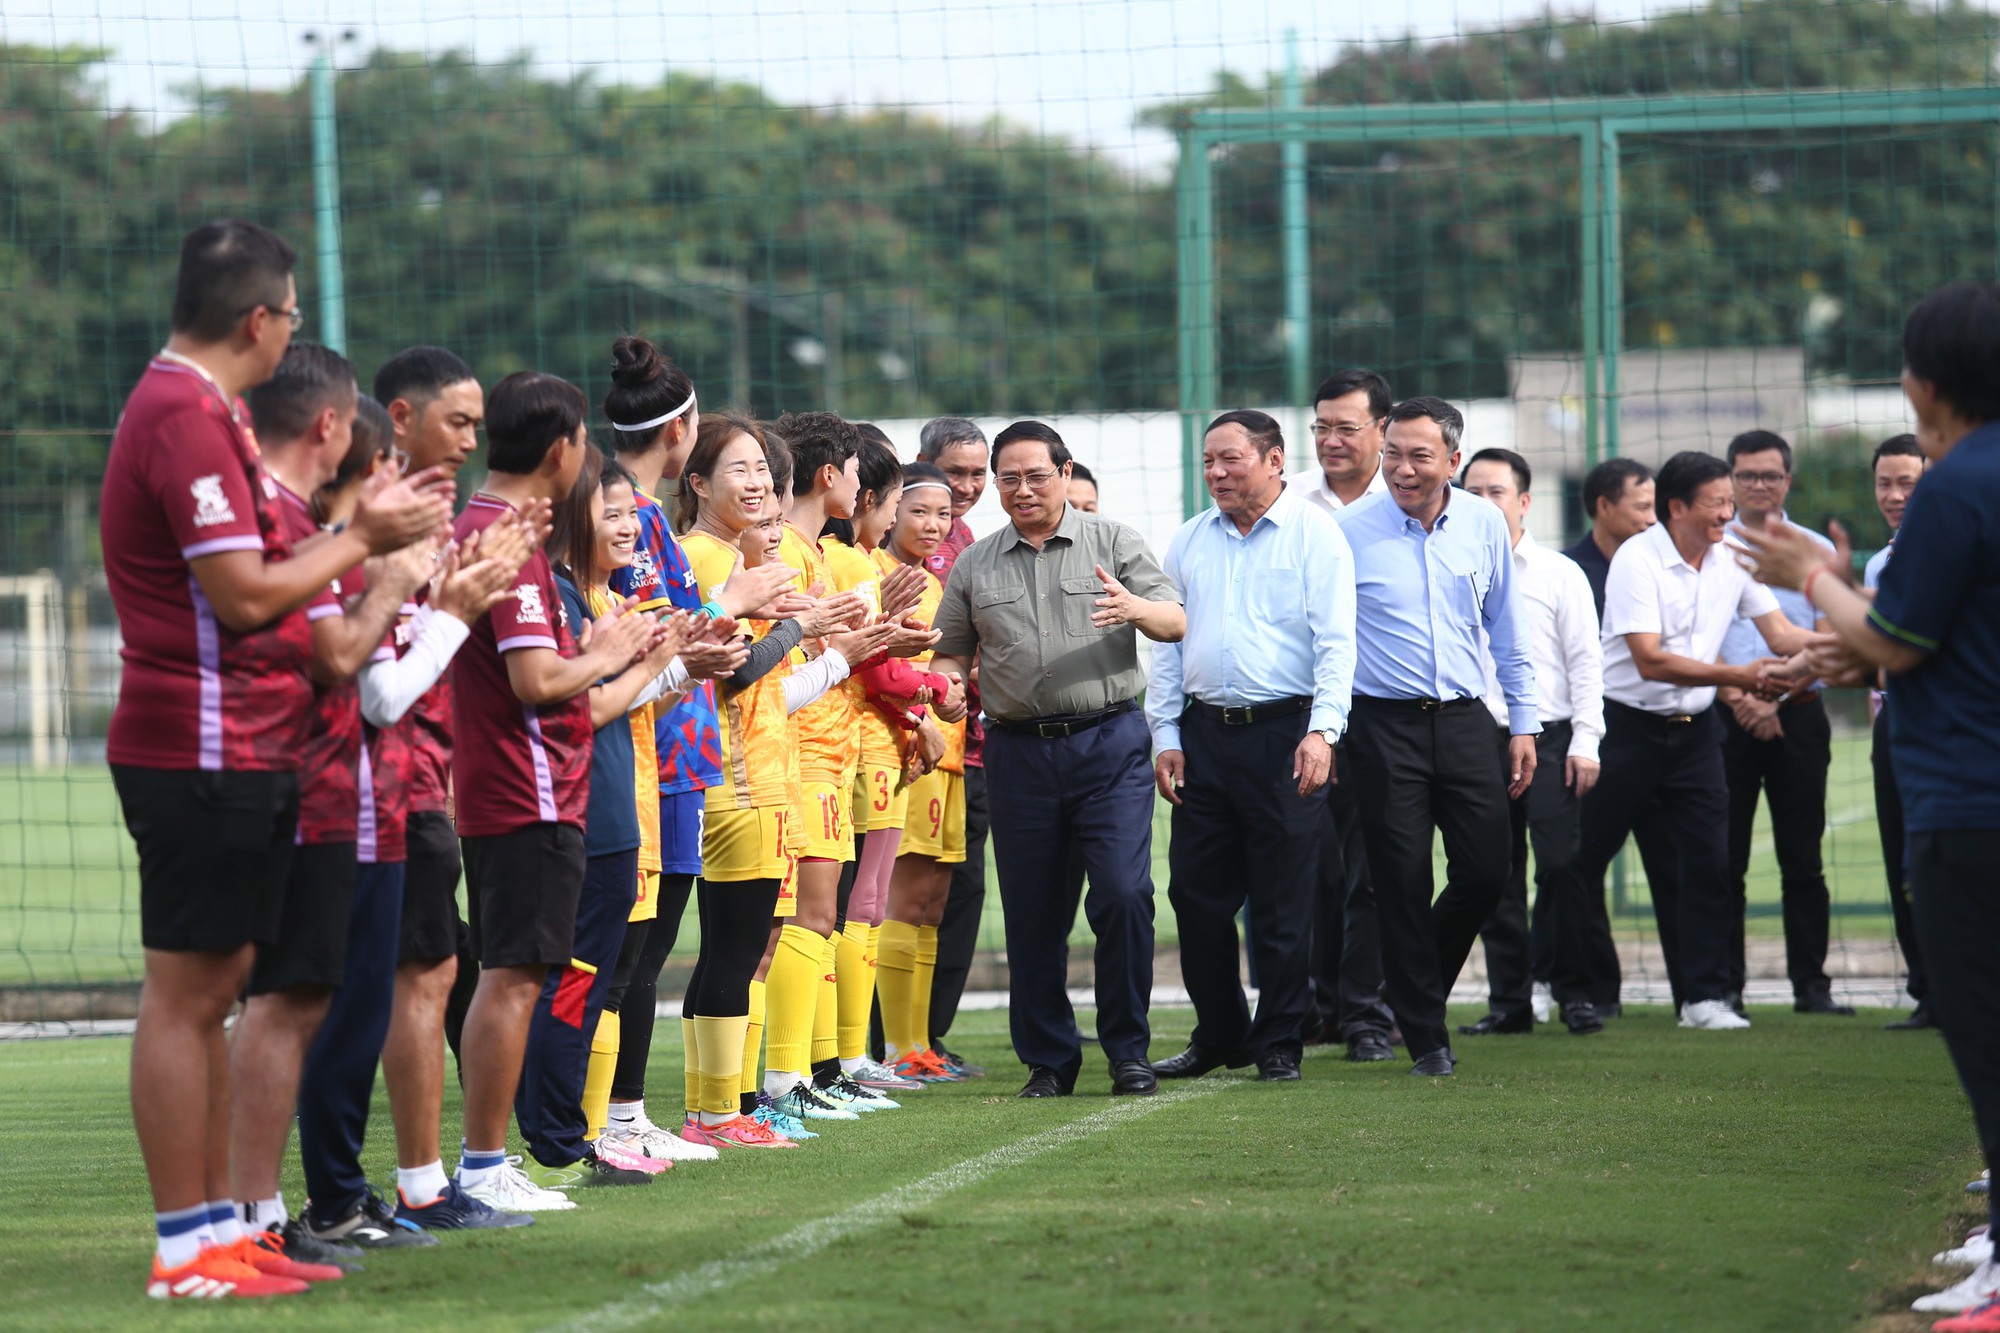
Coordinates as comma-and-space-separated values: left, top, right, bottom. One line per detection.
603, 1119, 720, 1163
1938, 1232, 1997, 1269
1914, 1258, 2000, 1313
457, 1156, 578, 1212
1530, 983, 1555, 1025
1679, 1000, 1752, 1030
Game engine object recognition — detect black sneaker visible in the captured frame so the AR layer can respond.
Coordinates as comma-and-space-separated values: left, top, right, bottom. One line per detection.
394, 1178, 533, 1231
578, 1143, 655, 1185
305, 1187, 440, 1249
273, 1216, 367, 1270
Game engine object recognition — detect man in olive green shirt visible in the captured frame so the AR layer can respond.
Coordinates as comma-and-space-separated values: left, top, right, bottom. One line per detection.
932, 420, 1184, 1099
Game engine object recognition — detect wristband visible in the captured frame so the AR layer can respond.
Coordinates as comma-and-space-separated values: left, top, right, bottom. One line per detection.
1803, 566, 1825, 606
700, 599, 726, 619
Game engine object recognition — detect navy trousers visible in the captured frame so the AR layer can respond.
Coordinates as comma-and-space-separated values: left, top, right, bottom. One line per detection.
984, 707, 1156, 1076
518, 847, 638, 1168
298, 861, 405, 1217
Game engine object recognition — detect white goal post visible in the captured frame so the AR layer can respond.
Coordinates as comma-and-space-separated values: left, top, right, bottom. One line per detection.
0, 571, 70, 769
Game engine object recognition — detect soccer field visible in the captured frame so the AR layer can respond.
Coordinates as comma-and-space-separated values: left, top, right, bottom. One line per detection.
0, 1003, 1978, 1330
0, 731, 1904, 989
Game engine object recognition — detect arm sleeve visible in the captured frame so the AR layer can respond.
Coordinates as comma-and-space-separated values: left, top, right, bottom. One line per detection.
492, 560, 563, 654
725, 620, 804, 688
1561, 560, 1605, 762
1113, 522, 1180, 603
1481, 517, 1539, 734
783, 649, 851, 713
1144, 526, 1191, 752
632, 657, 692, 710
1601, 543, 1662, 638
855, 653, 948, 701
359, 608, 472, 728
1304, 514, 1357, 740
158, 405, 268, 561
932, 561, 977, 658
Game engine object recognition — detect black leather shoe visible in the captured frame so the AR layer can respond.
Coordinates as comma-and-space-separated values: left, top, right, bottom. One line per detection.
1017, 1066, 1073, 1098
1457, 1010, 1532, 1036
1149, 1044, 1246, 1079
1794, 992, 1856, 1017
1255, 1051, 1302, 1082
1561, 1000, 1604, 1035
1409, 1048, 1456, 1077
1109, 1060, 1158, 1096
1885, 1007, 1937, 1030
1347, 1031, 1394, 1062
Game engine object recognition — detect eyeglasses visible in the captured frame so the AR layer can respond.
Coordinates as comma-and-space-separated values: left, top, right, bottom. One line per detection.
390, 447, 412, 476
241, 302, 305, 332
994, 469, 1061, 491
1310, 421, 1375, 440
1732, 470, 1788, 487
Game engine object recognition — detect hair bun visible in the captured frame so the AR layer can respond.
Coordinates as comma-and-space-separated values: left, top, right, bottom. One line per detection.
610, 334, 664, 388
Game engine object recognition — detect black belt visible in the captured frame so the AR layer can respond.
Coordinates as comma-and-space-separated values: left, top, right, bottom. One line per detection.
1606, 699, 1700, 726
1778, 689, 1823, 711
1351, 694, 1482, 713
989, 700, 1136, 740
1186, 695, 1312, 726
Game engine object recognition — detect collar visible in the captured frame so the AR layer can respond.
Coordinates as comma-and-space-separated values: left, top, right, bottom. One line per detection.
1002, 502, 1082, 552
1648, 520, 1715, 572
1511, 527, 1541, 563
1396, 485, 1456, 534
270, 475, 309, 513
1206, 480, 1294, 534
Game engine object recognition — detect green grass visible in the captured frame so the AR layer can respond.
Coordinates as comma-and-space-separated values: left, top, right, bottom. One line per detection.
0, 733, 1906, 986
0, 1003, 1980, 1330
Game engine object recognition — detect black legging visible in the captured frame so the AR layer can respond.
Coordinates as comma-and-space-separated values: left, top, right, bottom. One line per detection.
683, 877, 782, 1018
607, 873, 696, 1100
833, 830, 864, 933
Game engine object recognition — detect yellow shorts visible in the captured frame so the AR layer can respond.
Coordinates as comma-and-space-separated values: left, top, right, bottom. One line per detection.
628, 869, 660, 924
900, 769, 966, 864
702, 804, 800, 885
799, 780, 856, 863
852, 759, 910, 834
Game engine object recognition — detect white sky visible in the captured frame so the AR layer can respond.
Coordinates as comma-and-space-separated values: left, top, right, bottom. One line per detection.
5, 0, 1699, 173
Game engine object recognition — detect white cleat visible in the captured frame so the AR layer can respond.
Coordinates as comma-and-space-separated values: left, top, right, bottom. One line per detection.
1678, 1000, 1751, 1030
1938, 1232, 1996, 1269
458, 1157, 578, 1212
1530, 982, 1555, 1025
1914, 1259, 2000, 1313
602, 1120, 720, 1163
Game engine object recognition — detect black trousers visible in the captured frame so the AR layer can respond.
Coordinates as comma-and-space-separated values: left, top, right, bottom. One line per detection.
1873, 708, 1928, 1007
1346, 697, 1512, 1060
985, 708, 1156, 1075
1576, 703, 1733, 1008
1474, 721, 1588, 1018
1720, 696, 1834, 999
1308, 739, 1394, 1039
929, 763, 988, 1047
1166, 708, 1322, 1058
1910, 828, 2000, 1238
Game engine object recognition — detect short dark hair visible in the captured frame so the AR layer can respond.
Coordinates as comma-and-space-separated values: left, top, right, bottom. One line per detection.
1312, 368, 1392, 418
604, 334, 696, 453
1726, 429, 1793, 473
1904, 281, 2000, 424
373, 345, 476, 410
772, 411, 861, 498
171, 220, 298, 342
1581, 457, 1651, 523
1655, 450, 1733, 512
992, 420, 1073, 471
1873, 433, 1923, 467
1383, 396, 1464, 452
1463, 447, 1531, 494
1068, 461, 1097, 486
246, 341, 357, 445
918, 416, 986, 461
1205, 409, 1285, 457
484, 371, 588, 475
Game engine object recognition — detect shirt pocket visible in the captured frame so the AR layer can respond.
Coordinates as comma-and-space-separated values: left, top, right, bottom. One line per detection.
972, 581, 1028, 638
1248, 566, 1305, 626
1435, 557, 1486, 625
1058, 575, 1106, 637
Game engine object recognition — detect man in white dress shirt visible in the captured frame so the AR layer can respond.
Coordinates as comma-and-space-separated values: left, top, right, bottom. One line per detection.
1576, 450, 1812, 1030
1458, 449, 1609, 1037
1285, 368, 1396, 1059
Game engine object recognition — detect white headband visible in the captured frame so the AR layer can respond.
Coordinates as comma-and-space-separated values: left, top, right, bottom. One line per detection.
609, 387, 696, 435
900, 480, 952, 495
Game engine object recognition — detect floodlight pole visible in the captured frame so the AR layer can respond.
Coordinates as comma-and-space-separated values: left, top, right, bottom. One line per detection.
306, 33, 350, 353
1281, 30, 1310, 407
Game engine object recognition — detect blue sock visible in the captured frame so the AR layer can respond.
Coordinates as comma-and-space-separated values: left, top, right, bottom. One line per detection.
155, 1203, 210, 1268
457, 1142, 506, 1186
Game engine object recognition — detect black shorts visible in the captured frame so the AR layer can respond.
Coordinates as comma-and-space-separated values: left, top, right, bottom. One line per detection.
462, 823, 586, 969
112, 765, 299, 954
400, 809, 464, 965
246, 841, 359, 995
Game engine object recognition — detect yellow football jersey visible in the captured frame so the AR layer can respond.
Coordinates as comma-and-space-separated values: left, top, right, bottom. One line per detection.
780, 524, 861, 787
683, 529, 799, 812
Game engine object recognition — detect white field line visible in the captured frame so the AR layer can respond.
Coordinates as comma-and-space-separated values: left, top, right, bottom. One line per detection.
555, 1081, 1226, 1332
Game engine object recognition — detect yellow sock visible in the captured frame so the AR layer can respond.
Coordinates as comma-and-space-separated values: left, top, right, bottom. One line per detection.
694, 1013, 749, 1118
877, 919, 920, 1058
812, 932, 839, 1066
582, 1008, 620, 1142
681, 1017, 700, 1118
763, 925, 822, 1084
836, 920, 873, 1061
739, 979, 767, 1099
913, 924, 939, 1055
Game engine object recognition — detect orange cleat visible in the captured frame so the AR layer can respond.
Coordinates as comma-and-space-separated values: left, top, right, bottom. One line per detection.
232, 1230, 347, 1283
146, 1246, 308, 1299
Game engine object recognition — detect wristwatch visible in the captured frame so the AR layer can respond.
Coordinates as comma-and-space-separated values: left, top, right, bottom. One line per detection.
1316, 728, 1340, 746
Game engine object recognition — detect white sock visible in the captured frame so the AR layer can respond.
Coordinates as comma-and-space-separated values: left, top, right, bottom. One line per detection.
156, 1203, 210, 1268
244, 1194, 286, 1233
698, 1109, 738, 1128
764, 1069, 800, 1099
607, 1100, 644, 1129
457, 1143, 507, 1190
839, 1056, 868, 1076
396, 1160, 450, 1207
206, 1200, 242, 1246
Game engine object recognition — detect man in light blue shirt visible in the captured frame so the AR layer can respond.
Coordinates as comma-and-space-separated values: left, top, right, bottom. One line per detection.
1146, 410, 1356, 1083
1336, 396, 1537, 1076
